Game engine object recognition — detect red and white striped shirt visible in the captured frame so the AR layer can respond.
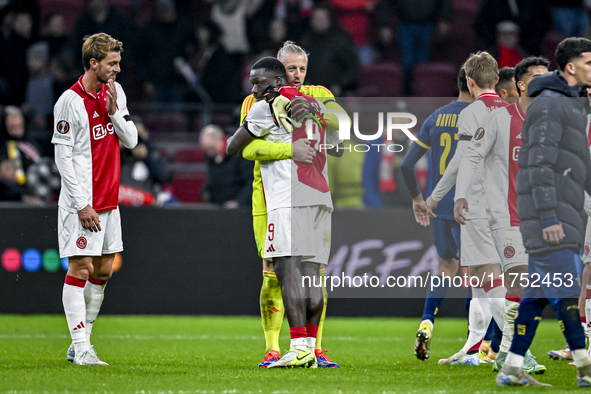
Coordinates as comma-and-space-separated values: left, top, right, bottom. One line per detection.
455, 101, 524, 229
431, 92, 508, 220
52, 76, 137, 213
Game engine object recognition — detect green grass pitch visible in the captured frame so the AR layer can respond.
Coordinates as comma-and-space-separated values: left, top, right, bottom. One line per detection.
0, 315, 587, 393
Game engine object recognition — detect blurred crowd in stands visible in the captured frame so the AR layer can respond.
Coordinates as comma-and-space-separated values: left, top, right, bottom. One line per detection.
0, 0, 589, 207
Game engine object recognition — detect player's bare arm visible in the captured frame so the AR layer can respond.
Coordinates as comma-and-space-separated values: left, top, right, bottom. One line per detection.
400, 131, 439, 227
78, 205, 102, 232
227, 127, 254, 156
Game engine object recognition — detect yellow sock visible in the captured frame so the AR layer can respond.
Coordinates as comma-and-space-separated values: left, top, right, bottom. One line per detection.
260, 271, 283, 353
316, 268, 327, 350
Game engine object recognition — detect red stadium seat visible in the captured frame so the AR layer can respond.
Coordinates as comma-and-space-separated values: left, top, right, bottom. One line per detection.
134, 0, 153, 27
109, 0, 133, 16
142, 112, 188, 133
157, 147, 170, 160
172, 172, 207, 203
211, 113, 235, 128
193, 113, 236, 133
39, 0, 85, 34
453, 0, 482, 12
431, 3, 479, 67
412, 62, 458, 97
174, 148, 207, 163
358, 62, 404, 97
542, 32, 567, 71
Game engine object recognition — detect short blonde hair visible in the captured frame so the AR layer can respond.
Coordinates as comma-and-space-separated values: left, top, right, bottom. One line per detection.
463, 51, 498, 89
82, 33, 123, 71
277, 40, 308, 63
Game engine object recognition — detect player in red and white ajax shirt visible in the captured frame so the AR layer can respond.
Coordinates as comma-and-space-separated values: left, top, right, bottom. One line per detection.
430, 92, 508, 266
427, 52, 509, 366
454, 57, 549, 371
455, 101, 526, 264
245, 83, 340, 263
52, 33, 137, 366
226, 57, 343, 368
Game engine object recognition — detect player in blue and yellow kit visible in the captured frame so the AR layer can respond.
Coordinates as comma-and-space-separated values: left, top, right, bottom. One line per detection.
400, 67, 473, 361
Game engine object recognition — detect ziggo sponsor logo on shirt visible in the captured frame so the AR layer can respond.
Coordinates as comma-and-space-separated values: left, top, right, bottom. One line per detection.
92, 122, 115, 140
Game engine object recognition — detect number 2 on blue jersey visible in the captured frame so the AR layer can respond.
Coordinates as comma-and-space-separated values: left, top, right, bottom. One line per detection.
439, 132, 451, 175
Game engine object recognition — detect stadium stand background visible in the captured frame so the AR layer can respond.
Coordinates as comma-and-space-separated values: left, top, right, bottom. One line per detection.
0, 0, 582, 205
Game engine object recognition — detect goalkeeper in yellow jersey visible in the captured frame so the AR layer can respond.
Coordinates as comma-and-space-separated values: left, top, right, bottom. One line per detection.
240, 41, 347, 368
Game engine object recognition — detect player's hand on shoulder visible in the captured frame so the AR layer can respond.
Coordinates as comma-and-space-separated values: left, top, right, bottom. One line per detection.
78, 204, 101, 232
106, 79, 117, 116
454, 198, 469, 225
292, 138, 315, 164
290, 97, 315, 123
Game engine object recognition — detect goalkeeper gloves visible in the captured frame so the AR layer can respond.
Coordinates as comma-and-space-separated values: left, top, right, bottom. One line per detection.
262, 86, 296, 133
290, 97, 316, 123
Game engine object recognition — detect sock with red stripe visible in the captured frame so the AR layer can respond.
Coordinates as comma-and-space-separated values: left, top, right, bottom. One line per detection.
63, 275, 90, 354
483, 279, 506, 330
307, 324, 318, 351
467, 339, 483, 355
290, 327, 307, 351
461, 288, 491, 355
500, 294, 521, 353
84, 277, 107, 346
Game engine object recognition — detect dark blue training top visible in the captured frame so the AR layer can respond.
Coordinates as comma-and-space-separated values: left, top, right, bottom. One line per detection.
401, 100, 470, 220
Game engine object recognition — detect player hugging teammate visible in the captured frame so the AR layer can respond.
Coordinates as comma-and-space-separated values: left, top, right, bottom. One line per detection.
227, 55, 343, 368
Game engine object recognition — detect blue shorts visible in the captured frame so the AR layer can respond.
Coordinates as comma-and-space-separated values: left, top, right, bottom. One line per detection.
433, 218, 460, 260
522, 249, 581, 307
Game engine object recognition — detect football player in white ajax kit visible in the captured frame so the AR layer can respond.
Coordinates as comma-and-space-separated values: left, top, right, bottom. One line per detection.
427, 52, 509, 366
52, 33, 137, 366
454, 57, 550, 374
227, 57, 342, 368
